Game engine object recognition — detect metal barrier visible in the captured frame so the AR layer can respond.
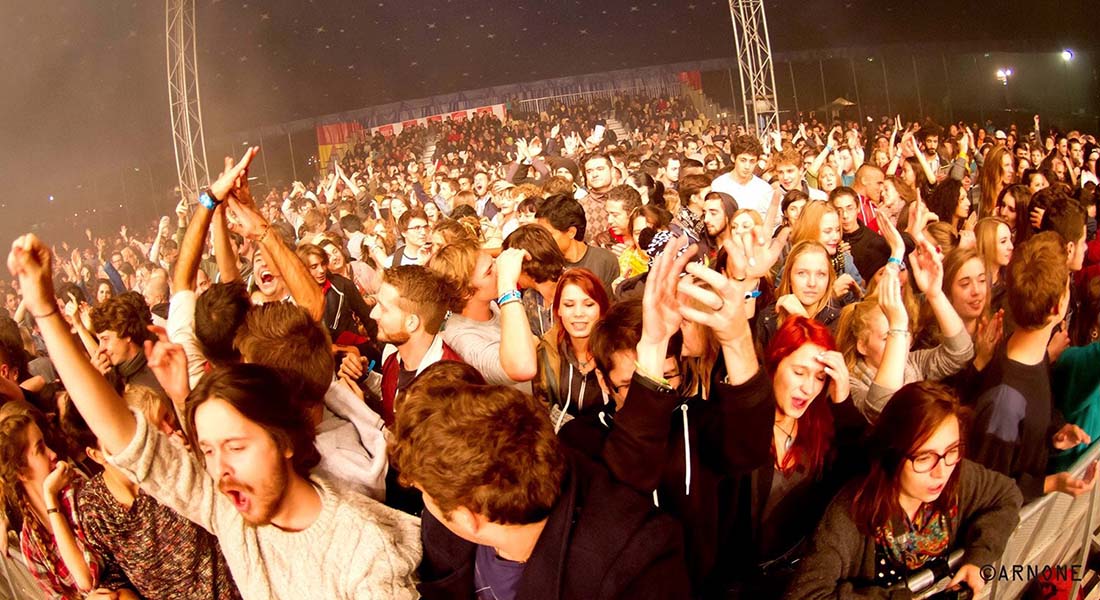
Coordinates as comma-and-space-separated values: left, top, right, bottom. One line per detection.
513, 83, 683, 115
906, 442, 1100, 599
0, 541, 44, 600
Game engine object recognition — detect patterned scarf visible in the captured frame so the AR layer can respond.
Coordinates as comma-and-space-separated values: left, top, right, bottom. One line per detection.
875, 502, 957, 570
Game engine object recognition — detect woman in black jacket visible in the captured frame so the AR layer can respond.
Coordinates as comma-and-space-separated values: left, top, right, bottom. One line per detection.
593, 235, 866, 599
784, 381, 1022, 599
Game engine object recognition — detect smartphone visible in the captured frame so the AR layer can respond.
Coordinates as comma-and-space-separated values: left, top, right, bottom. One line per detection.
593, 124, 606, 139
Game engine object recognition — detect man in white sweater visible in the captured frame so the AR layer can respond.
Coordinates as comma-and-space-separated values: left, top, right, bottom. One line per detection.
9, 155, 422, 600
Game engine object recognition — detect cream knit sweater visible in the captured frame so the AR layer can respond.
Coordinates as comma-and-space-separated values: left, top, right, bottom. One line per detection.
108, 410, 421, 600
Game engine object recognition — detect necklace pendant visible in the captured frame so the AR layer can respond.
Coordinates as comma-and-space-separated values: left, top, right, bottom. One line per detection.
784, 436, 793, 451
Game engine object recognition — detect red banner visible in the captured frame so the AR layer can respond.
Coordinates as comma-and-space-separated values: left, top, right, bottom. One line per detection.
450, 111, 468, 122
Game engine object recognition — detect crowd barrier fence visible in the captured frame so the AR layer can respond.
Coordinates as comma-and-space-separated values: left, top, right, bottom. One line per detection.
907, 442, 1100, 599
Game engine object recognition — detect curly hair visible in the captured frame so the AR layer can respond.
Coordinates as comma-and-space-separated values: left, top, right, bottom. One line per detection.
389, 363, 564, 524
90, 291, 153, 342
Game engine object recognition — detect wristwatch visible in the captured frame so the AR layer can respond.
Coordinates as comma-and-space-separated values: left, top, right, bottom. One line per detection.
198, 188, 222, 211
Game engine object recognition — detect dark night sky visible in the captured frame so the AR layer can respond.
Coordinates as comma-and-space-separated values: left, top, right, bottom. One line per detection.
0, 0, 1093, 241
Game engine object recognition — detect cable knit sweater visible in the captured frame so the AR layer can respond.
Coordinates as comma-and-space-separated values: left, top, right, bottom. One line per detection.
107, 409, 422, 600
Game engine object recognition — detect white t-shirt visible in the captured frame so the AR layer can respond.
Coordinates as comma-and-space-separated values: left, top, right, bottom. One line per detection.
710, 173, 774, 216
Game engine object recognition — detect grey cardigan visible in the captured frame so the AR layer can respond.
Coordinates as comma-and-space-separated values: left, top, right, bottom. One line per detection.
782, 460, 1022, 600
851, 329, 974, 423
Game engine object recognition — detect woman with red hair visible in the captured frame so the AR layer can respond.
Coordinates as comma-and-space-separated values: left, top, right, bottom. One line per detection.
533, 268, 611, 430
595, 235, 866, 599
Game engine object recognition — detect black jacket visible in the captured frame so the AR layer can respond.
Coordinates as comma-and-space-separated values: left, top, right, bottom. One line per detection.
844, 223, 891, 283
321, 273, 373, 340
575, 367, 867, 598
416, 449, 691, 600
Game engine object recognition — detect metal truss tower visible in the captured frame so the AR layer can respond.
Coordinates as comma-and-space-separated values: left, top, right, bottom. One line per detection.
166, 0, 211, 206
728, 0, 780, 135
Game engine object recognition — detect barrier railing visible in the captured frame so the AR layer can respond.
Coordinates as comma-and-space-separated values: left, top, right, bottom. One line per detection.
513, 83, 684, 115
907, 442, 1100, 599
0, 539, 43, 600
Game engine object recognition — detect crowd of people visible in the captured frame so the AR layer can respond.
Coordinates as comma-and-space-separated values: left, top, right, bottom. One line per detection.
1, 91, 1099, 599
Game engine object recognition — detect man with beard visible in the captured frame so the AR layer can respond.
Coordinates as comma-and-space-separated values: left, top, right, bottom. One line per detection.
370, 265, 463, 427
579, 153, 615, 246
11, 194, 421, 600
701, 191, 739, 265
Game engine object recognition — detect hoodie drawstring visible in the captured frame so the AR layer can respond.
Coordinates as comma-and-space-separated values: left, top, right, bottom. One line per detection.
554, 366, 574, 433
681, 403, 692, 496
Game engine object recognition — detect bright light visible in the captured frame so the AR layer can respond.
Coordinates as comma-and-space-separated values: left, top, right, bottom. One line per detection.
48, 195, 54, 202
996, 69, 1006, 78
1005, 68, 1013, 77
1062, 49, 1074, 62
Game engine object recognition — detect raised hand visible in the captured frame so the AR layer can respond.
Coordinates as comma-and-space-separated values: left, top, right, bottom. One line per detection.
225, 195, 270, 241
973, 309, 1004, 371
878, 267, 908, 330
144, 334, 191, 406
875, 207, 905, 257
815, 350, 850, 403
677, 261, 752, 345
1047, 325, 1070, 364
908, 238, 944, 295
494, 248, 530, 294
7, 234, 55, 316
641, 235, 694, 346
722, 223, 789, 280
211, 146, 260, 203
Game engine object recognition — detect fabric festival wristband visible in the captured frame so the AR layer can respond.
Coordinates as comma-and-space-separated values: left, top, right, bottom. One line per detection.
886, 257, 905, 270
496, 289, 522, 306
198, 189, 221, 210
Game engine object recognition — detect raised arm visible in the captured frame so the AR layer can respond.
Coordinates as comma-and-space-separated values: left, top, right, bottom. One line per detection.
867, 267, 909, 415
494, 248, 538, 382
9, 234, 136, 454
910, 237, 965, 341
226, 195, 324, 321
211, 206, 240, 283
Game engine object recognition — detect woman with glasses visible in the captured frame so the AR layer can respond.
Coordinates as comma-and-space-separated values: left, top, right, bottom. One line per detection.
786, 381, 1022, 599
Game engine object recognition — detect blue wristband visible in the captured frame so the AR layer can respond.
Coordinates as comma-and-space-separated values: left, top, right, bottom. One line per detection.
496, 289, 522, 306
887, 256, 905, 270
198, 189, 221, 211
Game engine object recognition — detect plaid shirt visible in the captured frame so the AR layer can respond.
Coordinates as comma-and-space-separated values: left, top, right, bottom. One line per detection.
19, 478, 106, 600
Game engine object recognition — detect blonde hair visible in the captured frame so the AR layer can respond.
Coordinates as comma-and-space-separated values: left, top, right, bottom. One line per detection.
836, 299, 884, 373
427, 238, 482, 310
975, 217, 1010, 271
778, 241, 836, 318
791, 201, 839, 247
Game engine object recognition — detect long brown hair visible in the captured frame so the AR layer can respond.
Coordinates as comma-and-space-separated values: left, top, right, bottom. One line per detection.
851, 382, 968, 535
978, 146, 1013, 219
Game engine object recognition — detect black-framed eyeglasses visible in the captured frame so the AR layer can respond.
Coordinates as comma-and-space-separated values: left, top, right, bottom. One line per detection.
406, 224, 429, 232
908, 444, 963, 473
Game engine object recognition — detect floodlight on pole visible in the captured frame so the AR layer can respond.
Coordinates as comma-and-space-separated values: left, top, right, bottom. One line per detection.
1062, 49, 1074, 62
